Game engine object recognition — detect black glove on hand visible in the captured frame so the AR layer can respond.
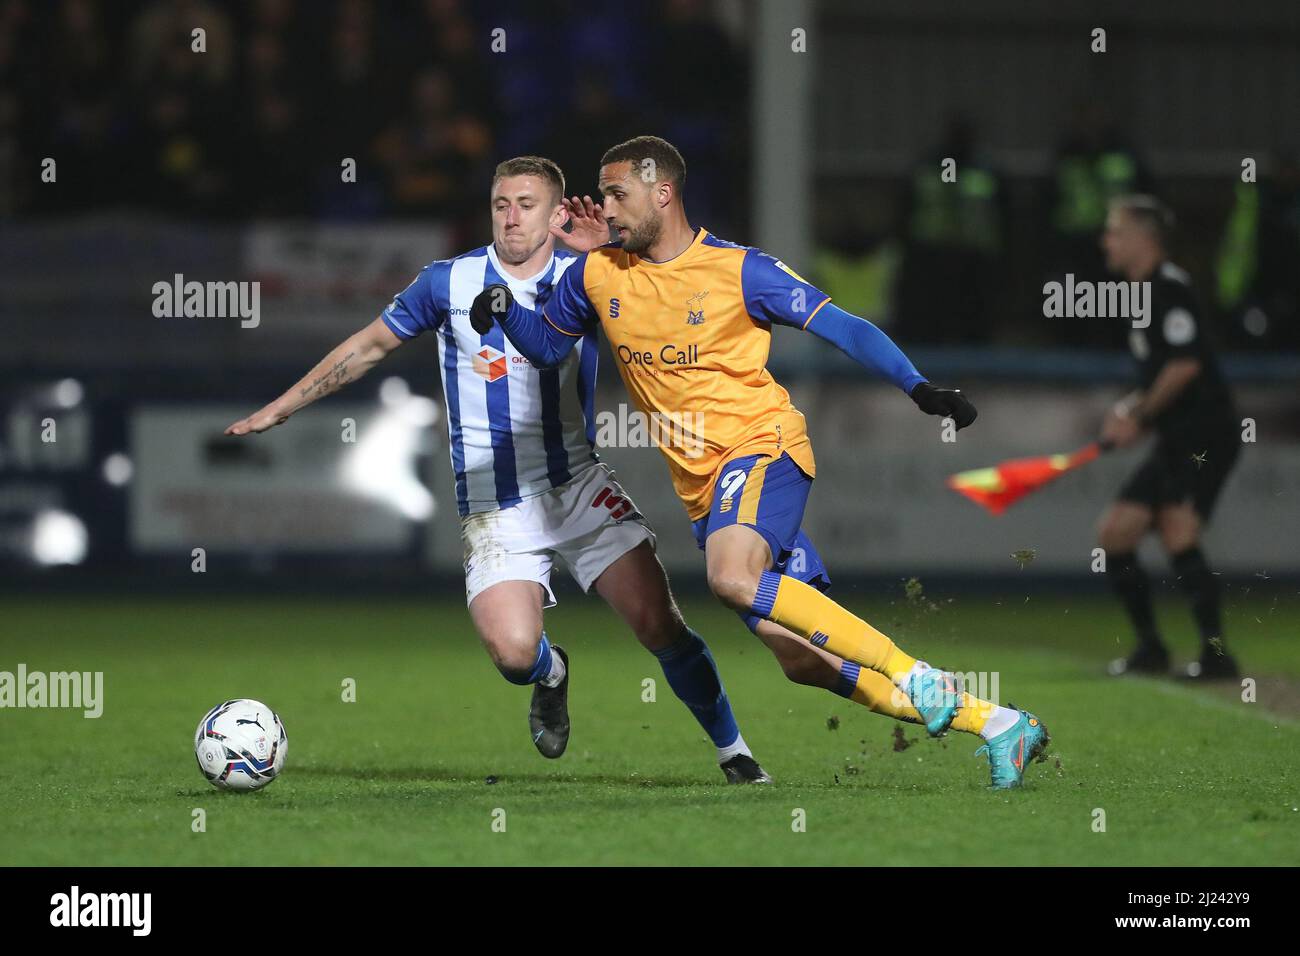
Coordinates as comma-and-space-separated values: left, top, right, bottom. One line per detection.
470, 283, 514, 335
910, 381, 977, 429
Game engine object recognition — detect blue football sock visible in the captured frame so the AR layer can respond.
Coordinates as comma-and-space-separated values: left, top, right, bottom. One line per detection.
834, 660, 861, 698
653, 628, 741, 749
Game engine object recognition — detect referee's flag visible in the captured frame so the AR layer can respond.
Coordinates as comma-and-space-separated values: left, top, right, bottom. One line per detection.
946, 442, 1108, 515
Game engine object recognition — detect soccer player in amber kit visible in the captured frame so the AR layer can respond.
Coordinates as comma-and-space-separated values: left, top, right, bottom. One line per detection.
474, 136, 1052, 788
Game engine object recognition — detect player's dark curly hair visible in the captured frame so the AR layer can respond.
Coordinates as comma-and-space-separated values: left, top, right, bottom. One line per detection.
492, 156, 566, 204
601, 136, 686, 193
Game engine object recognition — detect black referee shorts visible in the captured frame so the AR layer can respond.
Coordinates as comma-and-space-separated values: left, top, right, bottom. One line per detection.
1116, 433, 1241, 520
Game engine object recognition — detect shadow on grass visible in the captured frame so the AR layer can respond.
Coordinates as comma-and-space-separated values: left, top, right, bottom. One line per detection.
289, 764, 720, 788
283, 763, 981, 798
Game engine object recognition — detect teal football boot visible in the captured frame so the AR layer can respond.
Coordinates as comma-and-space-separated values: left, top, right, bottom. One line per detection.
903, 666, 962, 736
974, 707, 1050, 789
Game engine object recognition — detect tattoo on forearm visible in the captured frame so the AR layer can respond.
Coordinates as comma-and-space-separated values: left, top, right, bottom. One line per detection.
301, 351, 356, 399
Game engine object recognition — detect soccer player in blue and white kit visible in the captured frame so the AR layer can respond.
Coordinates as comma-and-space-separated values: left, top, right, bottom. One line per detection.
225, 156, 772, 782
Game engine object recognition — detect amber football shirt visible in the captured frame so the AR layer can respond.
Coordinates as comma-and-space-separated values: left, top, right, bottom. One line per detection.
542, 229, 831, 519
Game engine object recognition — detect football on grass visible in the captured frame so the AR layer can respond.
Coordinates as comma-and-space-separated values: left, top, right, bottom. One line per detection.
194, 699, 287, 791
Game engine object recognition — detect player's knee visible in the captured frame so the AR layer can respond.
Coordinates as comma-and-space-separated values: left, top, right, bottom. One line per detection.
706, 567, 758, 612
1097, 515, 1139, 553
1158, 519, 1198, 555
629, 602, 686, 653
484, 632, 543, 684
644, 606, 686, 650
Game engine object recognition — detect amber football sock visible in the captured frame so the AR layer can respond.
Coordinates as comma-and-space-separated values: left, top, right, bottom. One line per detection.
751, 571, 917, 681
835, 661, 922, 723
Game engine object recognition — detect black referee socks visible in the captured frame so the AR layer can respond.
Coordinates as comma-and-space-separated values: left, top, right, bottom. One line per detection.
1108, 552, 1163, 650
1171, 546, 1226, 652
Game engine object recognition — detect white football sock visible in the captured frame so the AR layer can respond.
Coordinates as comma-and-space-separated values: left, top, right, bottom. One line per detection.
717, 733, 752, 764
539, 649, 566, 688
979, 706, 1021, 740
895, 660, 931, 688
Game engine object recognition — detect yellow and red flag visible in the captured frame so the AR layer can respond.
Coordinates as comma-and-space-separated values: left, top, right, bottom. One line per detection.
946, 442, 1106, 515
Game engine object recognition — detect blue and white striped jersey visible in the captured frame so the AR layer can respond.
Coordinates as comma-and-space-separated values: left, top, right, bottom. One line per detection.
381, 244, 599, 516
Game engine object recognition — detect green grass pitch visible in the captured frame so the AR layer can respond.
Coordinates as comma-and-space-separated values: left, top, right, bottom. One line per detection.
1, 589, 1297, 866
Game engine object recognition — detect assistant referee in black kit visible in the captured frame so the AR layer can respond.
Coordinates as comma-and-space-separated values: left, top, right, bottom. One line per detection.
1095, 195, 1242, 680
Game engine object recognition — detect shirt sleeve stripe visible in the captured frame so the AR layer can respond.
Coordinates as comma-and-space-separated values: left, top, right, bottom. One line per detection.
800, 296, 833, 331
382, 308, 417, 338
543, 309, 585, 337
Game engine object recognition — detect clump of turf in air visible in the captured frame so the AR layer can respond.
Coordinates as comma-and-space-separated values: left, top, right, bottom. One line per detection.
903, 576, 940, 613
1011, 548, 1037, 570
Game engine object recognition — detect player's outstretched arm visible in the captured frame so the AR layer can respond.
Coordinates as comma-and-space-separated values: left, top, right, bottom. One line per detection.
470, 284, 580, 368
805, 303, 977, 429
224, 317, 403, 435
550, 195, 611, 254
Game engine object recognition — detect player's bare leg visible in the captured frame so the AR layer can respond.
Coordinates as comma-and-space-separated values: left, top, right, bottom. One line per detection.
1157, 502, 1238, 679
753, 620, 841, 688
752, 620, 922, 725
592, 541, 685, 654
468, 581, 569, 757
1096, 501, 1168, 675
593, 541, 769, 782
1097, 500, 1153, 553
1155, 501, 1199, 554
468, 580, 547, 675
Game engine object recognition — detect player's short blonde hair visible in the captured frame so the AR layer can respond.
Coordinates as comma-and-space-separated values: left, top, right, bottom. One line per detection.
492, 156, 566, 205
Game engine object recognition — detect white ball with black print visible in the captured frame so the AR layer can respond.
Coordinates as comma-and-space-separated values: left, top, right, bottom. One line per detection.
194, 698, 288, 791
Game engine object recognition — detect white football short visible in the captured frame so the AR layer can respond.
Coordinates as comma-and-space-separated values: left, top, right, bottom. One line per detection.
460, 462, 656, 608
